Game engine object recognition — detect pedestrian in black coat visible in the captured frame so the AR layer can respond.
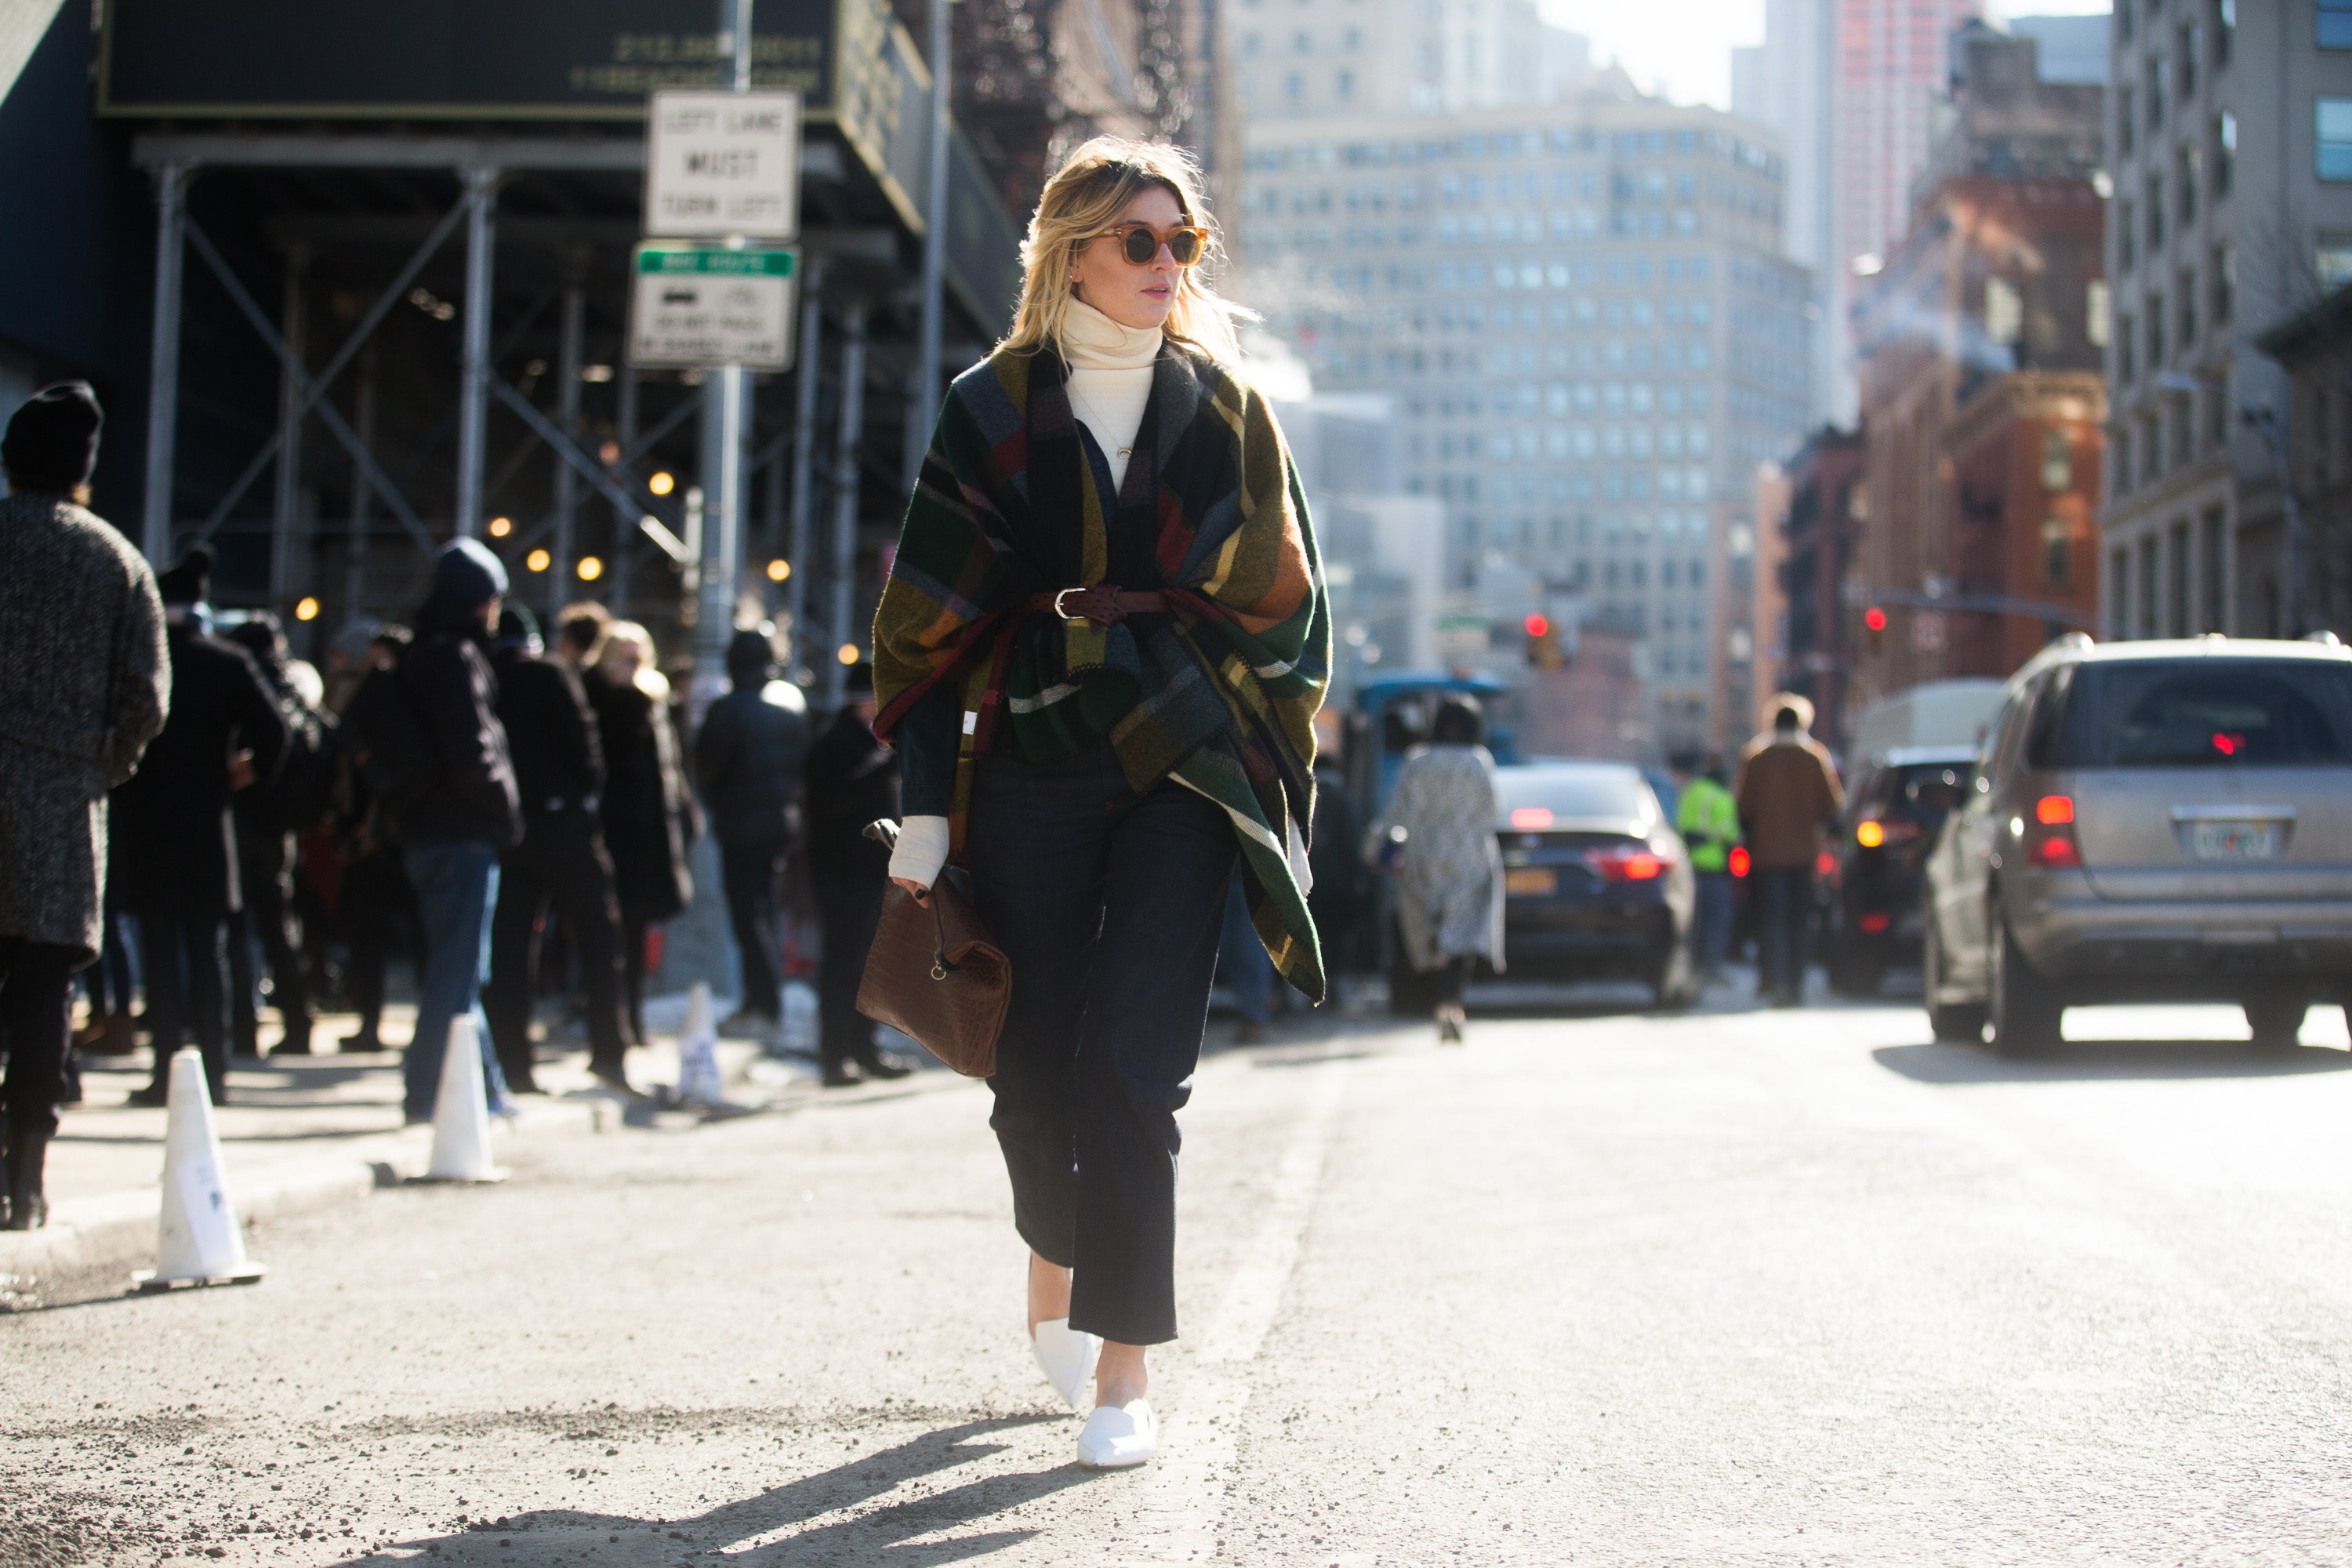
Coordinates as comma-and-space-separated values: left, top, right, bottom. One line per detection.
589, 622, 698, 1046
484, 608, 633, 1092
694, 627, 808, 1033
114, 549, 290, 1107
0, 383, 169, 1227
225, 613, 328, 1057
800, 665, 910, 1086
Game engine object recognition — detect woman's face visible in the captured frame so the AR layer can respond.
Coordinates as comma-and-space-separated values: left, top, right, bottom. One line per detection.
604, 641, 642, 685
1069, 183, 1187, 332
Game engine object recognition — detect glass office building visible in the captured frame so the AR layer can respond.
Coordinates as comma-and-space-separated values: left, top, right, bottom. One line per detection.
1239, 100, 1813, 745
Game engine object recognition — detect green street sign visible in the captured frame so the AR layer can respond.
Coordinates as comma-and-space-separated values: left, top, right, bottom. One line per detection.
634, 245, 799, 278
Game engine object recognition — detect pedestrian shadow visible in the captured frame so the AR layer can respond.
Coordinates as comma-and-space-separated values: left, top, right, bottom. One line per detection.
1873, 1040, 2352, 1084
332, 1414, 1097, 1566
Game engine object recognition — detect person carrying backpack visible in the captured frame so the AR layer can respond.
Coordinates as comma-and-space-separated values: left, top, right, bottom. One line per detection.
350, 541, 521, 1122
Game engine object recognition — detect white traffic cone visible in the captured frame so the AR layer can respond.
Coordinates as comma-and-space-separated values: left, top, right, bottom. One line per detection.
133, 1048, 264, 1291
422, 1014, 506, 1182
677, 982, 727, 1109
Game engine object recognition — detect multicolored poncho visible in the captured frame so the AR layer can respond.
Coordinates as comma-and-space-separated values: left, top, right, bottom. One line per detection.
871, 342, 1333, 1001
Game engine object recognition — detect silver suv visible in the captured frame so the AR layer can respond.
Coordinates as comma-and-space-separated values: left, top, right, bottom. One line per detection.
1920, 633, 2352, 1054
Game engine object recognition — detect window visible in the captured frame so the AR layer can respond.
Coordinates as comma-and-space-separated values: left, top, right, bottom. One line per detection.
2118, 310, 2136, 381
2118, 0, 2134, 42
2147, 294, 2166, 368
2212, 241, 2234, 322
2109, 546, 2131, 635
2112, 431, 2133, 500
2201, 509, 2227, 632
1285, 71, 1304, 100
2147, 175, 2165, 249
2043, 430, 2074, 492
2042, 516, 2074, 589
2321, 100, 2352, 180
2179, 269, 2199, 347
2146, 53, 2165, 131
2214, 110, 2236, 196
1985, 276, 2023, 345
2323, 0, 2352, 47
2180, 24, 2200, 96
1338, 69, 1355, 98
2321, 242, 2352, 289
2179, 144, 2199, 223
2089, 279, 2111, 346
2055, 662, 2352, 765
2119, 200, 2136, 270
2118, 86, 2136, 158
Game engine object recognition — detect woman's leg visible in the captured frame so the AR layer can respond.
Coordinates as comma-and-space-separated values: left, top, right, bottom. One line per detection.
967, 753, 1116, 1287
1069, 782, 1236, 1362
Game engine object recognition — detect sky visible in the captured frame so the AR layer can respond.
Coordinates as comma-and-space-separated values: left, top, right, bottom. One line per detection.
1534, 0, 2112, 114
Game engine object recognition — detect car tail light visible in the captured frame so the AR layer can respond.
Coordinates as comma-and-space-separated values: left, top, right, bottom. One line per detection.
1587, 844, 1670, 882
2020, 795, 2082, 868
1855, 817, 1920, 848
1509, 806, 1555, 829
1815, 848, 1838, 878
1857, 912, 1892, 934
1727, 846, 1750, 878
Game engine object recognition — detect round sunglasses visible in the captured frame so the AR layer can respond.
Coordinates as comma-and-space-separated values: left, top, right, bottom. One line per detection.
1094, 223, 1210, 267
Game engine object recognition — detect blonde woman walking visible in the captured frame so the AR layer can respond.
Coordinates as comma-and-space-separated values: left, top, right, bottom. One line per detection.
871, 137, 1330, 1468
590, 622, 697, 1051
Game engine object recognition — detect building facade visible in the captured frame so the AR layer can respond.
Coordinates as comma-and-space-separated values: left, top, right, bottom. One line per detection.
2100, 0, 2352, 641
1238, 97, 1813, 753
1769, 427, 1867, 748
1229, 0, 1587, 123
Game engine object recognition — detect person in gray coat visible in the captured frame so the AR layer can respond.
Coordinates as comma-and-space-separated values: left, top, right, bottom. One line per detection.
0, 383, 169, 1229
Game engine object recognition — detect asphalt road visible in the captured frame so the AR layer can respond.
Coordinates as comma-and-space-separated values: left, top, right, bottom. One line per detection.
9, 989, 2352, 1566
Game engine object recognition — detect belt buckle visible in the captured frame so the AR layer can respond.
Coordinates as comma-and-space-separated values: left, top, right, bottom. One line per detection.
1053, 586, 1092, 626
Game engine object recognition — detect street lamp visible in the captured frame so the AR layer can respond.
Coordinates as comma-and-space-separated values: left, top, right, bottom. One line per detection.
2157, 369, 2304, 635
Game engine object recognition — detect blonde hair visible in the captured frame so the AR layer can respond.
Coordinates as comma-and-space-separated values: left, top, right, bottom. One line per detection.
1000, 136, 1248, 364
597, 620, 670, 701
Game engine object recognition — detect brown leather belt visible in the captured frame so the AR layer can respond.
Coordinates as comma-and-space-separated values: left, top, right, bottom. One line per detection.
1026, 585, 1169, 629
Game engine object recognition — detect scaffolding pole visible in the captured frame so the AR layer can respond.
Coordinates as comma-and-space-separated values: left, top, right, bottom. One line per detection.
141, 163, 188, 564
454, 165, 498, 539
269, 241, 310, 609
785, 256, 826, 680
552, 253, 587, 605
824, 302, 868, 709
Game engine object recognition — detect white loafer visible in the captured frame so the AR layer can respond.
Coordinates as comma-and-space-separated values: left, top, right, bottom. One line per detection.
1076, 1399, 1158, 1468
1031, 1317, 1102, 1410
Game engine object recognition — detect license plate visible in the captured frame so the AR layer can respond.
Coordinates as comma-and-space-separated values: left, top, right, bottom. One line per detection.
1504, 868, 1558, 896
2187, 820, 2281, 860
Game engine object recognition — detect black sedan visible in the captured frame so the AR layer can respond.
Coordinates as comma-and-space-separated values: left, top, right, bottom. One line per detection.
1820, 745, 1974, 996
1494, 760, 1698, 1009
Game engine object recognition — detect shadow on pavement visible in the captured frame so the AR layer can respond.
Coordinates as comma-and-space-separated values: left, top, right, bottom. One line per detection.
334, 1414, 1094, 1566
1873, 1040, 2352, 1083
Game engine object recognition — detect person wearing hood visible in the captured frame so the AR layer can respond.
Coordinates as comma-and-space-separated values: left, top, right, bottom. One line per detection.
693, 626, 808, 1036
800, 663, 910, 1087
1734, 694, 1844, 1008
114, 545, 290, 1109
483, 604, 634, 1094
390, 539, 522, 1122
0, 383, 169, 1227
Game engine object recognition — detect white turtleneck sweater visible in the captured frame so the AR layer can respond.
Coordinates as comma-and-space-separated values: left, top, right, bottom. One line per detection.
1059, 297, 1162, 492
885, 299, 1166, 894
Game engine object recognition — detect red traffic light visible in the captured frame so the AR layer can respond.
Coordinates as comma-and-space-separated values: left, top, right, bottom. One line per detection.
1863, 606, 1888, 633
1523, 612, 1550, 638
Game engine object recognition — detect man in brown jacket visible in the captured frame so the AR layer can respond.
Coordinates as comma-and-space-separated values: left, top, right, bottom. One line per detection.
1734, 695, 1844, 1007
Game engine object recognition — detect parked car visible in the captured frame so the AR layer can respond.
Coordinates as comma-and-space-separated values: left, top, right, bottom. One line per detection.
1405, 760, 1697, 1011
1920, 633, 2352, 1054
1820, 746, 1976, 996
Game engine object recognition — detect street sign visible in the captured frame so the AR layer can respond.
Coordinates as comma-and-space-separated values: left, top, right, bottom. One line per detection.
1912, 610, 1947, 653
629, 245, 800, 370
644, 89, 801, 240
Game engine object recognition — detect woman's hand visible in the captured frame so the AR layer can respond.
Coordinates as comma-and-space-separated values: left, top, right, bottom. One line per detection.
891, 877, 933, 906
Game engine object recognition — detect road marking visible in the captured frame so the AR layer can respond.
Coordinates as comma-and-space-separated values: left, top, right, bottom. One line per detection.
1131, 1052, 1352, 1562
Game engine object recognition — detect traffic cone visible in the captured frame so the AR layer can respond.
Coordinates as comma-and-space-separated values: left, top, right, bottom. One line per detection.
132, 1048, 264, 1291
420, 1014, 506, 1183
677, 982, 727, 1109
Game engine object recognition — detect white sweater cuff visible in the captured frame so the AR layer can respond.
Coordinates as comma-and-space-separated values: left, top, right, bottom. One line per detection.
888, 815, 950, 888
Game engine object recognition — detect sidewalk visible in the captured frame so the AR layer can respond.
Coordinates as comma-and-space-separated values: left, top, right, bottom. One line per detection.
3, 996, 811, 1293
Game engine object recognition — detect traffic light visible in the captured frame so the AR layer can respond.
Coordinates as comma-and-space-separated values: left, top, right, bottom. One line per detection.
1863, 604, 1888, 656
1523, 612, 1563, 669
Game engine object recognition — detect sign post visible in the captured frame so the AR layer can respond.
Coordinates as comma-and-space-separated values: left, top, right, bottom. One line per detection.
629, 245, 800, 371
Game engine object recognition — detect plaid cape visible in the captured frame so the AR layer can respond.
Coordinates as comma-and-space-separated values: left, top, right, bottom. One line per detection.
871, 342, 1333, 1002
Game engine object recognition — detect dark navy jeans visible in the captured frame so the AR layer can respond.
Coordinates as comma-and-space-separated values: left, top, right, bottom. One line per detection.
967, 744, 1236, 1347
401, 839, 512, 1123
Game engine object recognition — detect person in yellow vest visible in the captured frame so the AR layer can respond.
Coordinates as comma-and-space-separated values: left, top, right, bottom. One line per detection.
1672, 750, 1741, 985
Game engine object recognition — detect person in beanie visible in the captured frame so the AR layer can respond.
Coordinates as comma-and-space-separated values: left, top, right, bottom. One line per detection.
0, 383, 169, 1227
114, 545, 290, 1108
391, 539, 521, 1121
483, 605, 634, 1094
800, 664, 911, 1087
1735, 695, 1844, 1008
694, 626, 808, 1037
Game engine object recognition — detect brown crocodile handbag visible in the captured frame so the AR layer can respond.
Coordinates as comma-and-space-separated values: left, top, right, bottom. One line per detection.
855, 822, 1010, 1076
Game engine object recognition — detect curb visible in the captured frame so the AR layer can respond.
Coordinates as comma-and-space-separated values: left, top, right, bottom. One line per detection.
1, 1038, 778, 1291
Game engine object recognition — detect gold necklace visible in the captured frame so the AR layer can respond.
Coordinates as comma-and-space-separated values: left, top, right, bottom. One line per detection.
1066, 376, 1135, 459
